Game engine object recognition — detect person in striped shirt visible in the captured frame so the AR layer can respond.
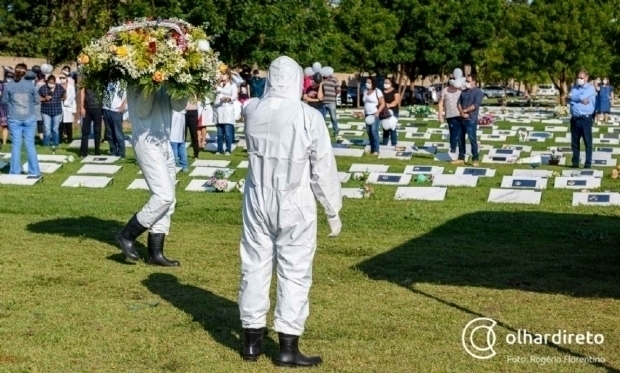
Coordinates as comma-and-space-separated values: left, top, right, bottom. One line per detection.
321, 68, 340, 136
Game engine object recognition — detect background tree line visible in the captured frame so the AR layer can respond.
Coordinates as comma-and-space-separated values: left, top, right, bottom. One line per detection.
1, 0, 620, 99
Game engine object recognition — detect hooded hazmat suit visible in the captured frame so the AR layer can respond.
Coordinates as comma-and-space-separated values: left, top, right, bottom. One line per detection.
238, 56, 342, 337
115, 85, 187, 267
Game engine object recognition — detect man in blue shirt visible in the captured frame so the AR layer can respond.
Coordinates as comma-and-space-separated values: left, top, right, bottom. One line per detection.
0, 63, 40, 176
454, 74, 484, 167
568, 69, 597, 168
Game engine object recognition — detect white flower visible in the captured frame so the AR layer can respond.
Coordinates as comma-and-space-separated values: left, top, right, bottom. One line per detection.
197, 39, 210, 52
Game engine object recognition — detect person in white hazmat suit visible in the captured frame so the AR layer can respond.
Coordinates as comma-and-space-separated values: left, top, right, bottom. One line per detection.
115, 85, 188, 266
238, 56, 343, 367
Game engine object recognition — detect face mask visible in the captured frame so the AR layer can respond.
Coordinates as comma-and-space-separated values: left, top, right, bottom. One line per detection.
365, 83, 372, 89
449, 79, 455, 85
59, 78, 66, 83
384, 83, 391, 89
48, 83, 55, 88
6, 78, 13, 82
577, 78, 585, 86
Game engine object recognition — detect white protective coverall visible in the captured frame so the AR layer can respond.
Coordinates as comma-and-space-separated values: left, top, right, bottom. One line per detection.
127, 86, 188, 234
239, 56, 342, 336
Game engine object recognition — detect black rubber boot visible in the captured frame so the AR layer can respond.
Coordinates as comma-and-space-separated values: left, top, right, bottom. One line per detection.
274, 333, 322, 367
146, 233, 180, 267
242, 328, 265, 361
115, 214, 147, 261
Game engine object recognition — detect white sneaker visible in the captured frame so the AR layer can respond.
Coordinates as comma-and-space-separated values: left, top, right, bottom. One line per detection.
225, 152, 231, 156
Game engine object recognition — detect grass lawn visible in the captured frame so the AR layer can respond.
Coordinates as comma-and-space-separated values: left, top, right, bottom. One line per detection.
0, 112, 619, 373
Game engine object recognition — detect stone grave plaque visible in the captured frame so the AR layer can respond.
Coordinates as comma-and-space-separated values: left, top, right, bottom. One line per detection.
378, 151, 413, 160
349, 164, 389, 173
594, 138, 620, 145
333, 148, 364, 157
432, 174, 478, 187
77, 164, 122, 175
423, 142, 450, 149
0, 174, 42, 185
405, 132, 431, 140
237, 160, 249, 168
23, 162, 61, 174
480, 134, 507, 142
555, 137, 571, 144
482, 155, 517, 164
504, 145, 532, 152
434, 153, 470, 162
338, 124, 352, 130
511, 126, 534, 131
403, 127, 419, 133
338, 172, 351, 183
404, 165, 444, 175
456, 167, 496, 177
36, 154, 70, 163
542, 120, 564, 125
507, 119, 532, 124
544, 126, 568, 132
138, 167, 182, 175
128, 178, 179, 190
332, 143, 350, 149
601, 133, 620, 139
488, 188, 542, 205
188, 179, 237, 192
192, 160, 231, 168
561, 169, 603, 178
349, 138, 370, 146
595, 147, 620, 155
492, 130, 517, 136
82, 155, 120, 164
501, 176, 547, 189
62, 176, 112, 188
204, 143, 238, 153
341, 188, 364, 199
411, 146, 437, 155
549, 146, 573, 153
554, 177, 601, 189
394, 187, 447, 201
189, 167, 235, 178
572, 192, 620, 206
339, 130, 364, 136
512, 169, 553, 178
608, 128, 620, 133
367, 173, 412, 185
524, 137, 545, 142
489, 149, 520, 157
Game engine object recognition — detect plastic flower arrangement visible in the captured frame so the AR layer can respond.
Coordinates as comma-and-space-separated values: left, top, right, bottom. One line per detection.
236, 179, 245, 193
409, 105, 434, 117
363, 184, 374, 198
352, 171, 370, 181
78, 18, 221, 104
478, 113, 495, 126
553, 106, 569, 117
336, 136, 345, 144
205, 168, 230, 192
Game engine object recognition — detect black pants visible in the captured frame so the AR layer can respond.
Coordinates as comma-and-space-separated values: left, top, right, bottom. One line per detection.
185, 109, 199, 157
37, 120, 44, 135
60, 122, 73, 143
81, 108, 103, 156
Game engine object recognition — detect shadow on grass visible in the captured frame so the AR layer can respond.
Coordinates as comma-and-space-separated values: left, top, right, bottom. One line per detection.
26, 216, 143, 265
142, 273, 279, 358
355, 211, 620, 372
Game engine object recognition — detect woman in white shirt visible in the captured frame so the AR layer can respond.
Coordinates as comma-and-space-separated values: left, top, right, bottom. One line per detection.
362, 77, 386, 155
198, 97, 214, 151
215, 69, 238, 155
59, 73, 76, 143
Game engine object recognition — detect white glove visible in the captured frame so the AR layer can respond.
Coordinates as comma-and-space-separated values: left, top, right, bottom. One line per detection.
327, 216, 342, 237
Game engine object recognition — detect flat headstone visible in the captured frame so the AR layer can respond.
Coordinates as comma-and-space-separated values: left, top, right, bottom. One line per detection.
425, 128, 448, 135
403, 127, 419, 133
405, 132, 431, 140
595, 147, 620, 155
339, 130, 364, 136
62, 176, 112, 188
492, 130, 517, 136
524, 137, 546, 142
572, 192, 620, 206
349, 164, 389, 173
600, 133, 620, 139
403, 165, 444, 175
192, 160, 231, 168
338, 172, 351, 183
82, 155, 120, 164
555, 137, 571, 144
69, 139, 133, 149
189, 167, 235, 178
432, 174, 478, 187
38, 154, 71, 163
589, 158, 617, 167
423, 142, 450, 149
0, 174, 42, 185
366, 173, 412, 185
23, 162, 61, 174
502, 145, 532, 152
488, 189, 542, 205
138, 167, 182, 175
341, 188, 364, 199
554, 177, 601, 189
480, 134, 507, 142
185, 179, 237, 192
338, 124, 353, 130
511, 126, 534, 131
544, 126, 568, 132
434, 153, 470, 162
365, 145, 411, 154
204, 143, 238, 153
349, 139, 370, 146
548, 146, 574, 153
394, 187, 447, 201
481, 155, 517, 164
77, 164, 122, 175
594, 138, 620, 145
237, 160, 249, 168
512, 169, 553, 178
561, 170, 604, 178
455, 167, 496, 177
127, 178, 179, 190
507, 119, 532, 124
501, 176, 547, 189
411, 146, 437, 155
542, 120, 564, 125
608, 128, 620, 133
333, 148, 364, 157
378, 151, 413, 160
489, 148, 521, 157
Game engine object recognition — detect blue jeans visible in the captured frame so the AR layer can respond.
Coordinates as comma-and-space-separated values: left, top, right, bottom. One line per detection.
170, 141, 188, 169
366, 116, 381, 153
570, 116, 593, 168
8, 116, 40, 176
458, 118, 479, 161
381, 110, 399, 146
216, 123, 234, 153
42, 113, 61, 147
447, 117, 460, 152
102, 109, 126, 157
323, 102, 339, 136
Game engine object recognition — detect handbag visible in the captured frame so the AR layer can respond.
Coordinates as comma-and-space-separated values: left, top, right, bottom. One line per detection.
376, 90, 392, 120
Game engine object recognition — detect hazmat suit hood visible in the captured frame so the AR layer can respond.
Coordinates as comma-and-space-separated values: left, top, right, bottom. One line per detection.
262, 56, 304, 100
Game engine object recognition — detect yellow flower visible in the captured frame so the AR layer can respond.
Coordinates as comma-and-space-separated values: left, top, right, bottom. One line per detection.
78, 53, 90, 64
152, 71, 164, 83
116, 46, 128, 57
